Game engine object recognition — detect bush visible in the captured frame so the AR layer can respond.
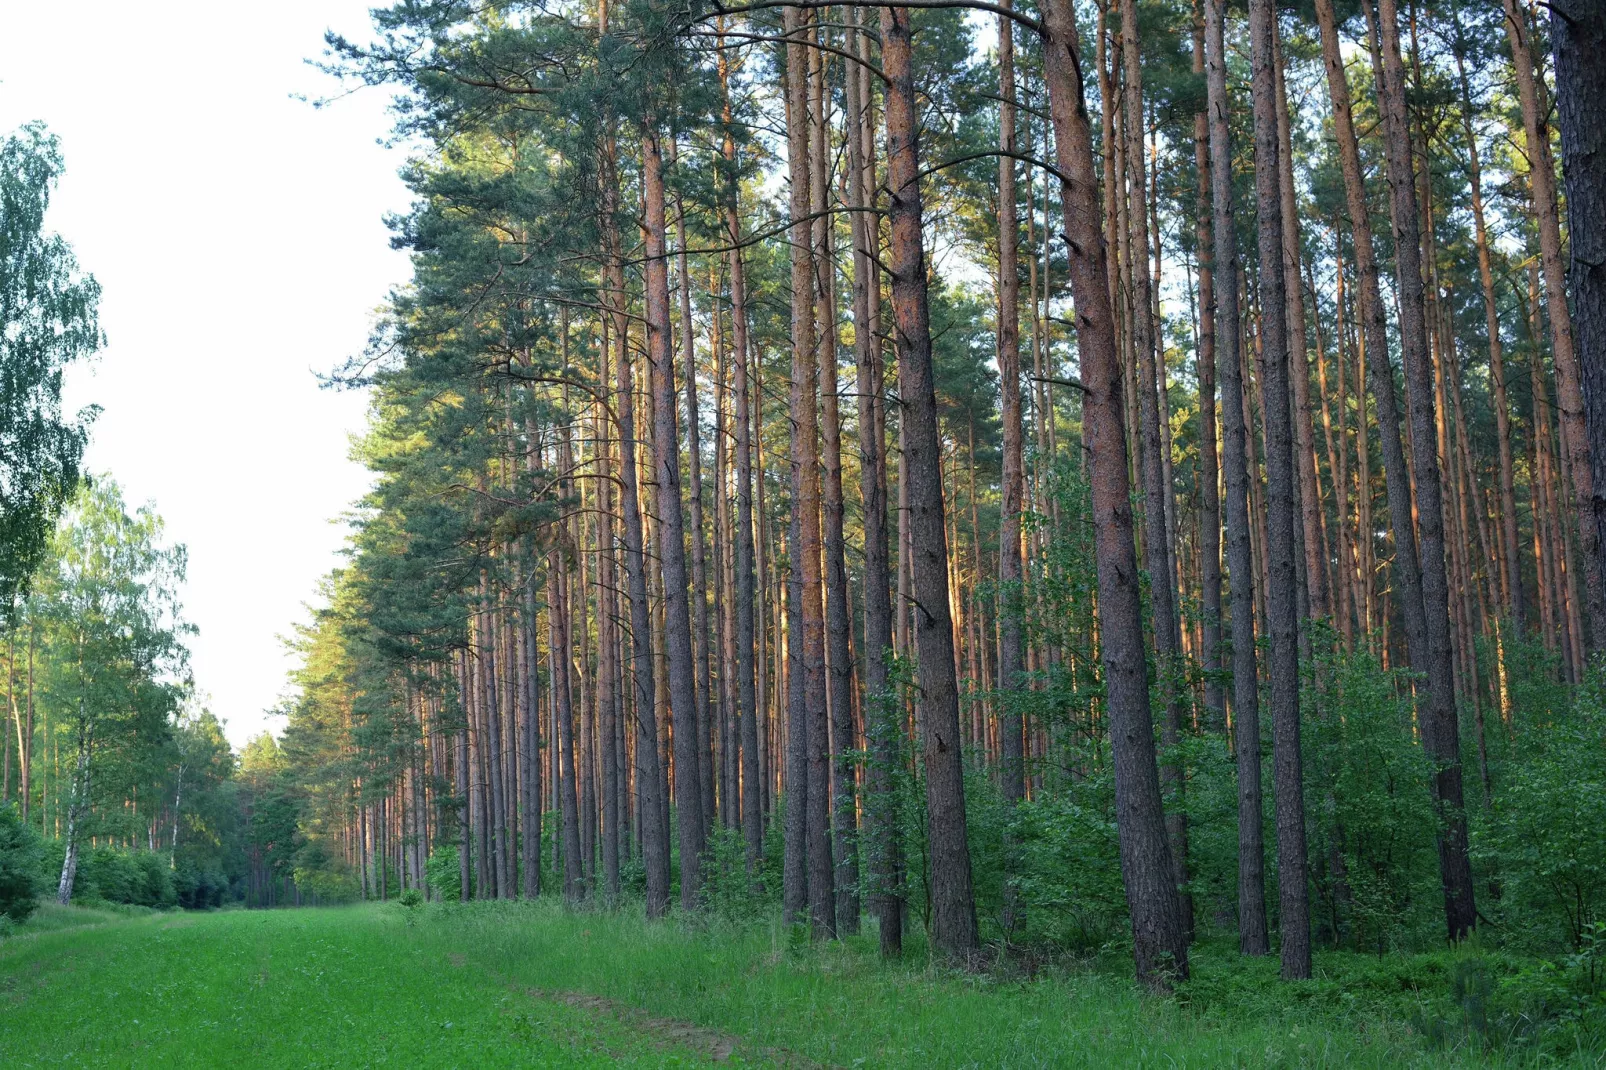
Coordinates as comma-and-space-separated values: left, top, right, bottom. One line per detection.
77, 847, 176, 908
700, 826, 765, 922
1482, 668, 1606, 950
0, 804, 44, 922
174, 862, 229, 909
425, 844, 462, 902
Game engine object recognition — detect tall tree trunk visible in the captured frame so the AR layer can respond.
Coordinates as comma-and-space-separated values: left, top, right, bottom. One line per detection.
881, 2, 977, 958
671, 142, 718, 846
996, 0, 1028, 936
1450, 19, 1525, 635
643, 123, 707, 911
810, 33, 859, 935
1313, 0, 1429, 675
551, 548, 585, 901
781, 11, 829, 933
717, 30, 764, 882
1552, 1, 1606, 610
1371, 0, 1477, 941
1205, 0, 1268, 958
1120, 0, 1192, 938
1249, 0, 1311, 980
1273, 38, 1328, 623
523, 581, 544, 899
1192, 7, 1224, 727
55, 711, 90, 904
1505, 0, 1605, 649
847, 11, 903, 956
605, 151, 670, 920
1040, 0, 1187, 986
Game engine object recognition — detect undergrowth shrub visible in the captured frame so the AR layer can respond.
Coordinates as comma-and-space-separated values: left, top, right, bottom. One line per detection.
77, 847, 176, 908
426, 844, 462, 902
0, 804, 44, 922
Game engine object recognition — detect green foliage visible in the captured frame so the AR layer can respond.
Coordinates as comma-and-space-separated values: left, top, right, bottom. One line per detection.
0, 804, 44, 922
1303, 629, 1441, 952
1481, 669, 1606, 950
1009, 757, 1130, 952
75, 847, 175, 909
0, 122, 101, 611
426, 844, 462, 903
698, 825, 765, 923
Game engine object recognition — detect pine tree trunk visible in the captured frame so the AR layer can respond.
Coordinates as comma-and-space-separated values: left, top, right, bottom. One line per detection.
1505, 0, 1604, 649
716, 30, 764, 881
1313, 0, 1430, 680
643, 123, 707, 912
1449, 31, 1525, 635
1552, 0, 1606, 614
670, 142, 717, 844
809, 33, 859, 935
1273, 39, 1328, 623
1205, 0, 1268, 958
846, 11, 903, 956
996, 1, 1027, 935
1041, 0, 1187, 986
1119, 0, 1192, 939
604, 149, 670, 919
1192, 7, 1224, 727
881, 2, 977, 959
550, 554, 584, 901
1248, 0, 1311, 980
1371, 0, 1477, 941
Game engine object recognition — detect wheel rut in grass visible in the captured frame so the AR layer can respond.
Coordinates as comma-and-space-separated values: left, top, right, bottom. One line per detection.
444, 943, 834, 1066
523, 988, 834, 1068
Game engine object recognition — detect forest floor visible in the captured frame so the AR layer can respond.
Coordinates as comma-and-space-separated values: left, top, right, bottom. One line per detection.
0, 899, 1553, 1068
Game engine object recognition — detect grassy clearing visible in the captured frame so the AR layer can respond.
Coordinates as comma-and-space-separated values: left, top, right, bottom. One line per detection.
0, 901, 1561, 1067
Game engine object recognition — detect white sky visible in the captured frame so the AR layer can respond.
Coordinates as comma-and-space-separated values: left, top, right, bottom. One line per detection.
0, 1, 411, 749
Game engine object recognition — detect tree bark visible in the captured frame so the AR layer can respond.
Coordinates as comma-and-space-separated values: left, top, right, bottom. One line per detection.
1371, 0, 1477, 941
1040, 0, 1187, 986
1505, 0, 1605, 650
846, 10, 902, 956
604, 141, 670, 918
810, 32, 859, 935
643, 122, 707, 912
1248, 0, 1311, 980
881, 2, 978, 959
1553, 0, 1606, 619
1192, 7, 1224, 727
1118, 0, 1191, 939
670, 139, 718, 846
996, 0, 1027, 936
1204, 0, 1268, 959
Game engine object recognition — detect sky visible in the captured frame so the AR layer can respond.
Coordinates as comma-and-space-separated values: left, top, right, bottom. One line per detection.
0, 1, 413, 749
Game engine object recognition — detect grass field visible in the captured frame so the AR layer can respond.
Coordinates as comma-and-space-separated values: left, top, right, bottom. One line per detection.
0, 900, 1551, 1067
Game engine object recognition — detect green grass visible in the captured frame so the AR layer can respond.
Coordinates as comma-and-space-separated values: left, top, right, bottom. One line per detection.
0, 900, 1570, 1067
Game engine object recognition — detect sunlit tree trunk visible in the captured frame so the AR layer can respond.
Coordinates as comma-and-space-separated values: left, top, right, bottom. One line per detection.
881, 1, 977, 958
846, 11, 902, 955
1040, 0, 1186, 987
1504, 0, 1603, 649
